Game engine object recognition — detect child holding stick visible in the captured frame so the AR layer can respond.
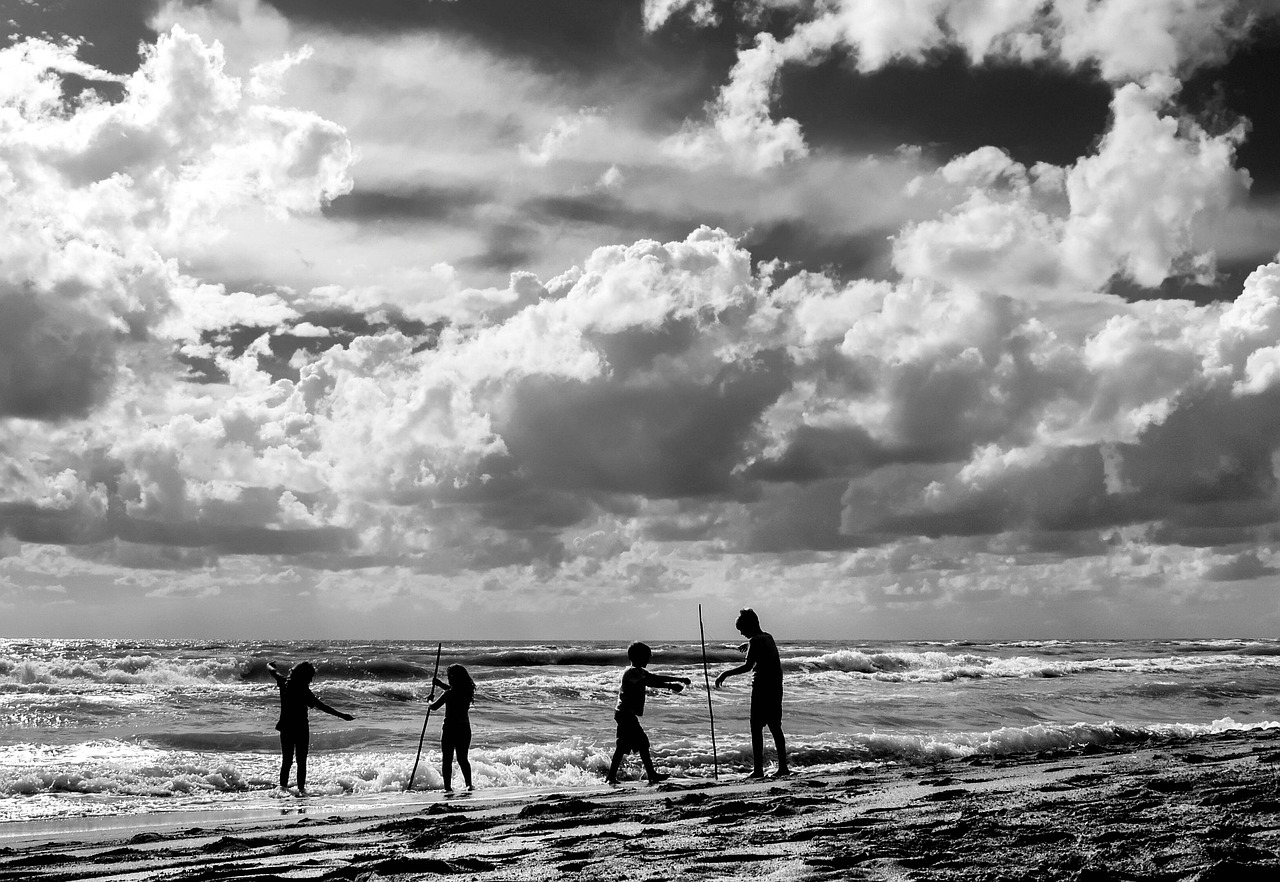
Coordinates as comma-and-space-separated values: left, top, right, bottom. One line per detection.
429, 664, 476, 791
606, 642, 690, 785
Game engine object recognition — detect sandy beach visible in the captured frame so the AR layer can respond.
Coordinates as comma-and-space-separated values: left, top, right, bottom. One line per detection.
3, 729, 1279, 881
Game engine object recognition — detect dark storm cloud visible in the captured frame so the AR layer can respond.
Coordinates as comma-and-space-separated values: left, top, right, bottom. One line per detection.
0, 503, 355, 556
835, 383, 1280, 553
841, 448, 1167, 542
642, 509, 727, 542
322, 185, 487, 223
456, 531, 567, 573
589, 318, 701, 379
1150, 523, 1275, 547
84, 542, 217, 570
1200, 550, 1280, 581
0, 503, 114, 546
0, 287, 118, 420
116, 518, 356, 555
500, 351, 792, 500
259, 0, 737, 121
519, 198, 898, 283
439, 459, 597, 533
262, 0, 650, 69
1119, 387, 1280, 513
744, 425, 890, 484
742, 223, 895, 281
777, 49, 1114, 170
475, 489, 594, 533
745, 478, 866, 553
983, 529, 1116, 559
522, 194, 695, 243
458, 222, 539, 273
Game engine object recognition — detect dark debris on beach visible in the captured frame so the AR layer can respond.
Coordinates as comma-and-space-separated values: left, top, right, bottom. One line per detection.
3, 733, 1280, 881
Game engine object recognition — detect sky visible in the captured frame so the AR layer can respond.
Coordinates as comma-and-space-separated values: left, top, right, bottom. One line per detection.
5, 0, 1280, 640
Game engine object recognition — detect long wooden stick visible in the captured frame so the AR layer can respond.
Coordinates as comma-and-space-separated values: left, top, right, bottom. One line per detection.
407, 642, 443, 790
698, 604, 719, 781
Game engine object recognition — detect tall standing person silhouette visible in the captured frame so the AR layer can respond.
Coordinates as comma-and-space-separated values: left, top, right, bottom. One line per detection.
715, 609, 789, 778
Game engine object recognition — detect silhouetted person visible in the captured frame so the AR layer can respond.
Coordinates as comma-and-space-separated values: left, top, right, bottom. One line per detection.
606, 642, 691, 785
715, 608, 788, 778
430, 664, 476, 791
268, 661, 354, 795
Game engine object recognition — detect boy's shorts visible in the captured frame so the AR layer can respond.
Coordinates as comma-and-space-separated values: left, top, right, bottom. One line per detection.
750, 684, 783, 727
614, 710, 650, 753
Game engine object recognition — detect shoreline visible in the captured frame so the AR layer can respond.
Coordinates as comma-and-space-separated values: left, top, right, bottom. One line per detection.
4, 729, 1280, 879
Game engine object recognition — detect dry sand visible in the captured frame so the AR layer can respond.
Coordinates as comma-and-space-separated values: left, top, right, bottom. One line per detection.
3, 729, 1280, 881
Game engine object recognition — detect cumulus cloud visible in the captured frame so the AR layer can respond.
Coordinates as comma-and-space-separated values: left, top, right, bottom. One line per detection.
662, 0, 1278, 170
9, 2, 1280, 635
662, 33, 809, 173
643, 0, 721, 31
894, 77, 1248, 299
0, 25, 353, 423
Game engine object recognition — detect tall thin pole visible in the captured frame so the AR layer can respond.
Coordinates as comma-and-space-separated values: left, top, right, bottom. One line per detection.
698, 604, 719, 781
407, 642, 443, 790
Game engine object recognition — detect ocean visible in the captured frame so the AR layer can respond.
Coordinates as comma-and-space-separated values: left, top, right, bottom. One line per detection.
2, 637, 1279, 824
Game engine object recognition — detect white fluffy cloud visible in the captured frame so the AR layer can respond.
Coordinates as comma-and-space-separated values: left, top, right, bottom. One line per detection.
894, 76, 1248, 299
7, 2, 1280, 636
656, 0, 1278, 171
0, 26, 353, 420
662, 34, 809, 173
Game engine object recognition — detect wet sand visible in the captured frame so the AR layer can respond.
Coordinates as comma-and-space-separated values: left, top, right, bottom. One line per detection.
3, 729, 1280, 880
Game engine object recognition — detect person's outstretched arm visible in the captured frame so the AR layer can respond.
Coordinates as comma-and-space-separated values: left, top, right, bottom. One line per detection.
642, 671, 692, 692
715, 659, 754, 689
311, 695, 354, 721
267, 662, 287, 687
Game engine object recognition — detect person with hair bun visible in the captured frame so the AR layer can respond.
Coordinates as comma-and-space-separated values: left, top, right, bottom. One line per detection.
267, 660, 354, 795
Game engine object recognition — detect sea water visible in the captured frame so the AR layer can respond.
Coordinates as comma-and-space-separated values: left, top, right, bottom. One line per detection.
2, 638, 1279, 823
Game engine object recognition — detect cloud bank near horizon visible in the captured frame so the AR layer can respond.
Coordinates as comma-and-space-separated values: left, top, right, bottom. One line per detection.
4, 0, 1280, 637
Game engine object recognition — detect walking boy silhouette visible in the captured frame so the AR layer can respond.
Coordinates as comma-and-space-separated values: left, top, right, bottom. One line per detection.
606, 642, 690, 784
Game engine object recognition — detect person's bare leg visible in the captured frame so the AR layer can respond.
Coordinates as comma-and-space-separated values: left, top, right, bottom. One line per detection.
641, 747, 666, 783
749, 724, 766, 777
456, 742, 472, 790
441, 740, 454, 791
606, 747, 624, 783
769, 722, 788, 775
296, 737, 309, 795
279, 735, 293, 789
